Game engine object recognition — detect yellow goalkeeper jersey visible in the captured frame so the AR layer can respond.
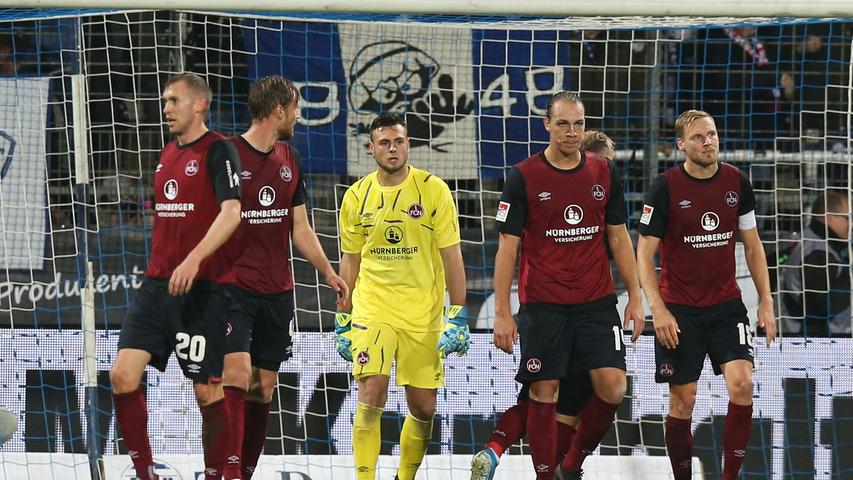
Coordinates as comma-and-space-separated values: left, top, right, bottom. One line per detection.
339, 166, 461, 332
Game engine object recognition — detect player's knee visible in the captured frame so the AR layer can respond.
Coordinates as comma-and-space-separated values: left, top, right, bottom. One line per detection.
408, 403, 436, 421
223, 365, 251, 391
247, 376, 276, 403
729, 377, 754, 402
670, 391, 696, 416
109, 366, 139, 393
529, 381, 560, 403
596, 380, 626, 404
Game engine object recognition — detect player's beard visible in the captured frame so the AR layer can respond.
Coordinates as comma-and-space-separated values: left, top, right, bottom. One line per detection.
689, 149, 718, 167
377, 156, 407, 175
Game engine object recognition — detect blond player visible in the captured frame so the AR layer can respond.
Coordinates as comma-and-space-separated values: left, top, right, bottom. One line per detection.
336, 112, 469, 480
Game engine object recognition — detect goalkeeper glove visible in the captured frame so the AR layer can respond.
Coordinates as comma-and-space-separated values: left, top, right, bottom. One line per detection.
437, 305, 471, 359
334, 312, 353, 362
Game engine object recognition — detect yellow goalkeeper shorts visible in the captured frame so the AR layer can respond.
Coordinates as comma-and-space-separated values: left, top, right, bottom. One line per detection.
349, 319, 444, 389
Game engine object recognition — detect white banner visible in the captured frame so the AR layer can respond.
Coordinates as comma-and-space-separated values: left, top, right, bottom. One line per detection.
0, 331, 849, 479
0, 78, 49, 271
339, 23, 477, 178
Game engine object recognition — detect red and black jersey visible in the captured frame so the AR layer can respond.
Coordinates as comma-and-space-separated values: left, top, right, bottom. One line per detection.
229, 136, 307, 294
147, 131, 241, 283
496, 151, 627, 306
637, 162, 756, 308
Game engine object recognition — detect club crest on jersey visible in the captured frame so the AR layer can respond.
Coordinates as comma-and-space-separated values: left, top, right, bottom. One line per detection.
385, 225, 403, 244
564, 205, 583, 225
407, 203, 424, 219
659, 363, 674, 378
700, 212, 720, 231
280, 165, 292, 182
526, 358, 542, 373
725, 191, 739, 207
184, 159, 199, 176
356, 351, 370, 365
496, 201, 510, 222
640, 204, 654, 225
591, 184, 605, 201
164, 179, 178, 200
226, 322, 232, 336
259, 186, 276, 207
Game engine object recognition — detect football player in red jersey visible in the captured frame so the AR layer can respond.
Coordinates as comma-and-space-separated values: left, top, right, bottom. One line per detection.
470, 129, 617, 480
492, 92, 644, 480
637, 109, 777, 480
219, 75, 348, 479
110, 73, 242, 480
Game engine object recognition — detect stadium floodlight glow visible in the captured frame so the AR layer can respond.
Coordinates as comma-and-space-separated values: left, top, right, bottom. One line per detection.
2, 0, 853, 17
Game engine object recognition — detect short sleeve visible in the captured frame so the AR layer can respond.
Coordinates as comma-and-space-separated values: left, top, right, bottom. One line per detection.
207, 139, 241, 203
496, 167, 527, 236
738, 169, 757, 216
430, 178, 461, 249
605, 159, 627, 225
636, 175, 670, 237
291, 147, 307, 207
339, 185, 365, 254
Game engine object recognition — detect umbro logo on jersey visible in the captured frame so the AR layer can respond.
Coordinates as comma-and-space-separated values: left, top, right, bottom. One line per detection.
591, 184, 605, 201
679, 200, 692, 209
538, 192, 551, 201
187, 364, 201, 374
155, 164, 163, 173
184, 159, 199, 176
241, 170, 252, 180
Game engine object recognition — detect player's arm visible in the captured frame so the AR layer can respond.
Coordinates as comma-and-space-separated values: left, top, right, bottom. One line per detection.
740, 226, 776, 345
492, 166, 527, 354
169, 140, 242, 296
439, 243, 466, 307
636, 175, 679, 349
289, 152, 350, 306
493, 232, 520, 354
292, 204, 348, 305
338, 253, 360, 313
737, 171, 776, 345
607, 223, 644, 342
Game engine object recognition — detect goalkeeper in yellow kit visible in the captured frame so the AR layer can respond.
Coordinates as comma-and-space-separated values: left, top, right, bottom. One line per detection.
336, 112, 469, 480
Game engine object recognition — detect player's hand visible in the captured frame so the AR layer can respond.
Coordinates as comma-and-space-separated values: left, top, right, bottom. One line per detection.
169, 254, 200, 295
624, 296, 646, 343
758, 297, 777, 347
437, 305, 471, 359
334, 312, 353, 362
652, 306, 680, 349
493, 311, 517, 354
325, 272, 350, 311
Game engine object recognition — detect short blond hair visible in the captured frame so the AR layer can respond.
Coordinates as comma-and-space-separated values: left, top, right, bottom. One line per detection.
674, 109, 713, 139
582, 129, 615, 155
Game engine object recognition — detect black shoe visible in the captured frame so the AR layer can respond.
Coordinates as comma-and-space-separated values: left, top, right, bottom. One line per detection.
555, 464, 583, 480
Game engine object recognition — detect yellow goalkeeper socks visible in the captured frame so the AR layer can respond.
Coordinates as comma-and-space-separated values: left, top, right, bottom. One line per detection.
396, 413, 434, 480
353, 402, 383, 480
